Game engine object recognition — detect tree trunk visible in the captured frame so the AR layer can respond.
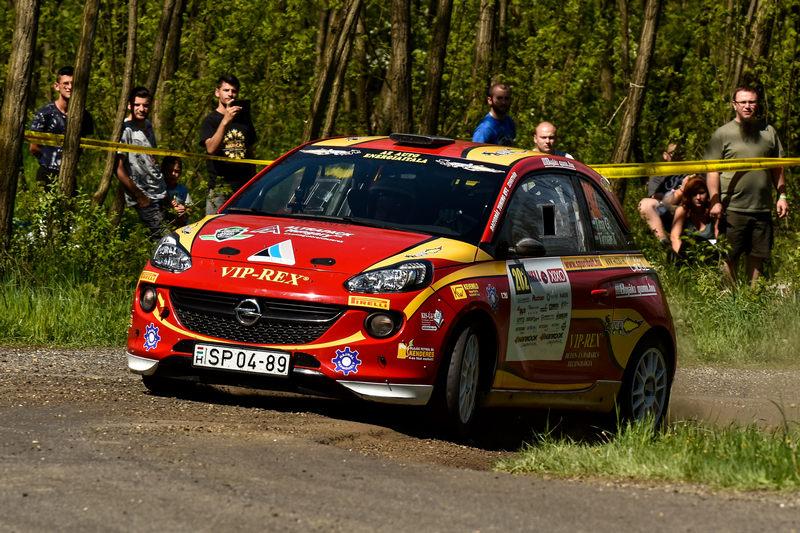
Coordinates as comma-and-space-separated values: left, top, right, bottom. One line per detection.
354, 11, 370, 134
370, 63, 394, 136
92, 0, 137, 208
0, 0, 40, 247
465, 0, 495, 125
321, 31, 354, 138
390, 0, 412, 133
314, 2, 330, 78
493, 0, 507, 83
608, 0, 662, 204
730, 0, 758, 94
617, 0, 630, 87
302, 0, 362, 143
145, 0, 177, 95
152, 0, 184, 138
57, 0, 99, 198
419, 0, 454, 135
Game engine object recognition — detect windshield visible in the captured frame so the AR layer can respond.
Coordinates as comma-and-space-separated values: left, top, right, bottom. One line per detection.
226, 148, 507, 243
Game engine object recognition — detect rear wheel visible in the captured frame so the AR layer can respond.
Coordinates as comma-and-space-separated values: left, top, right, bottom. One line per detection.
618, 337, 671, 425
442, 324, 481, 437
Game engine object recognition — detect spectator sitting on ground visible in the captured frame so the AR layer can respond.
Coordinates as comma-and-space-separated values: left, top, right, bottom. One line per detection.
638, 143, 696, 246
161, 156, 192, 227
670, 176, 716, 256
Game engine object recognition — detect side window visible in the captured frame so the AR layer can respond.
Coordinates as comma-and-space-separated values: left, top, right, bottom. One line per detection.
579, 180, 633, 251
500, 173, 587, 255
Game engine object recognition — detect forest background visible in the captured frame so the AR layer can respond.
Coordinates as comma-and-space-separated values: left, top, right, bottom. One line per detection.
0, 0, 799, 366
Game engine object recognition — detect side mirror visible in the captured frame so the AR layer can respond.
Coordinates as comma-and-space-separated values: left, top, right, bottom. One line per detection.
509, 238, 546, 257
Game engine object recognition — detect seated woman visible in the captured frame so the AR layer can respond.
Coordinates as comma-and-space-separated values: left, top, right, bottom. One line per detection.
669, 176, 716, 255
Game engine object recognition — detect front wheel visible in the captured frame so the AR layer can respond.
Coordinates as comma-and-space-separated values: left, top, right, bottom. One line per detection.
618, 337, 671, 425
442, 324, 481, 437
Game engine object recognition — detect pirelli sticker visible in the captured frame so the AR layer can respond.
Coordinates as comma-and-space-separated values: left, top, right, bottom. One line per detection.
348, 295, 390, 310
139, 271, 159, 283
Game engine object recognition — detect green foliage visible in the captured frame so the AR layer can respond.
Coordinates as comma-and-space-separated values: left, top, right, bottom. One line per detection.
5, 187, 152, 288
495, 418, 800, 492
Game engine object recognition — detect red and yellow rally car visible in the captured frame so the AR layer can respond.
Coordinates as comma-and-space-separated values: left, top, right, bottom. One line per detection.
127, 134, 676, 436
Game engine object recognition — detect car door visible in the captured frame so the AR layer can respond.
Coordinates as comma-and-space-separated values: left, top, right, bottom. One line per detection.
577, 177, 663, 372
494, 171, 600, 390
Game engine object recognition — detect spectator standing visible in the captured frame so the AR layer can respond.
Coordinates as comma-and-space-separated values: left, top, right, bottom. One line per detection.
637, 143, 694, 245
199, 74, 258, 215
29, 66, 95, 191
472, 84, 515, 146
114, 87, 170, 242
704, 85, 788, 285
161, 156, 192, 227
533, 122, 573, 159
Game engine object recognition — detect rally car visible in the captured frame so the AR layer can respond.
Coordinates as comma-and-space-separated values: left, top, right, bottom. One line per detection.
127, 133, 676, 436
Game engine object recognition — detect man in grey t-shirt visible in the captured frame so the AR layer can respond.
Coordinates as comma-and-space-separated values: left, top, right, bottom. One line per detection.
705, 84, 788, 285
115, 87, 170, 241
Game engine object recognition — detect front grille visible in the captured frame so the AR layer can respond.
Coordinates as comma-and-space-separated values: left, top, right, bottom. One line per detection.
170, 288, 345, 345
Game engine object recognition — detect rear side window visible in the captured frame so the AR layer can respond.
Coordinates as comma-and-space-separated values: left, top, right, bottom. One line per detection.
579, 180, 634, 251
500, 173, 587, 255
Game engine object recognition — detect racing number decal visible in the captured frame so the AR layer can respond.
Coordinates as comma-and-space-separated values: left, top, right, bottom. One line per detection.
509, 264, 531, 294
506, 258, 572, 362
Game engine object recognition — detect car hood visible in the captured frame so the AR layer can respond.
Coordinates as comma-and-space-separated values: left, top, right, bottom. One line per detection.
179, 215, 490, 275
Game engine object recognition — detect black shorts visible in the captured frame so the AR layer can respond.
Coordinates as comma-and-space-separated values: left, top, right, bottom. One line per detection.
36, 166, 58, 191
719, 210, 773, 260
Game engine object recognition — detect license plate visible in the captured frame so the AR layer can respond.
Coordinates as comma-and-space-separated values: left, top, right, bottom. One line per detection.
192, 344, 290, 377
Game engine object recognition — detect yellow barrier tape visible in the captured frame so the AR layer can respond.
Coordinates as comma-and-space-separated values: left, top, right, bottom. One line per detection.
24, 131, 275, 167
590, 158, 791, 178
24, 130, 794, 179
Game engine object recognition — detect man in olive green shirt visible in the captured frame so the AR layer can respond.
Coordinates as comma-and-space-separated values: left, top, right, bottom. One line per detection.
705, 85, 788, 285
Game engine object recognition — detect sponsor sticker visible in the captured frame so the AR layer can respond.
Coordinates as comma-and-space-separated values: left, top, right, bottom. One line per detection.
421, 310, 444, 331
143, 323, 161, 351
284, 225, 353, 243
139, 271, 159, 283
221, 266, 309, 285
604, 314, 644, 337
450, 283, 480, 300
200, 226, 253, 242
487, 284, 499, 313
615, 280, 658, 298
332, 347, 361, 375
301, 148, 361, 156
364, 150, 428, 163
397, 340, 435, 360
436, 159, 504, 173
248, 239, 296, 265
405, 245, 442, 258
541, 157, 576, 170
348, 295, 390, 310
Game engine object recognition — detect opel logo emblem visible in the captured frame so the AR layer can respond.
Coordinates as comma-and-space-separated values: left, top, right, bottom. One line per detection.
234, 299, 261, 326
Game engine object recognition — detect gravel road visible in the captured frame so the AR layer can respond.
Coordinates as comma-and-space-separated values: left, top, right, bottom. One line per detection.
1, 346, 800, 532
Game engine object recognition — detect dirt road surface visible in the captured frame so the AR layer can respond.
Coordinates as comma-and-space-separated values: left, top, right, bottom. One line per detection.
1, 347, 799, 532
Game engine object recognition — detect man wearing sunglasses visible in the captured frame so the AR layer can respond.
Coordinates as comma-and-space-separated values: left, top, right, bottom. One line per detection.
704, 85, 788, 286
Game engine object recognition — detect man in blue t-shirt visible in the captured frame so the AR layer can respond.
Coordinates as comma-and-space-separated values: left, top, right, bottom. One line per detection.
472, 84, 515, 146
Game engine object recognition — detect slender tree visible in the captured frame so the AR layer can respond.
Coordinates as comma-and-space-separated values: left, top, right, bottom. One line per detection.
152, 0, 185, 138
609, 0, 662, 204
390, 0, 412, 133
0, 0, 40, 247
57, 0, 100, 198
618, 0, 631, 87
465, 0, 495, 126
302, 0, 362, 142
146, 0, 178, 95
92, 0, 137, 208
419, 0, 454, 135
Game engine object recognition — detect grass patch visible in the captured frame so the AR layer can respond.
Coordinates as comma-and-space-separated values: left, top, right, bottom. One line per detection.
0, 276, 133, 347
495, 419, 800, 492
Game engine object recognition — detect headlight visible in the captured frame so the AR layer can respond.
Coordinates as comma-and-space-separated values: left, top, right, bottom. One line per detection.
151, 233, 192, 273
345, 261, 432, 293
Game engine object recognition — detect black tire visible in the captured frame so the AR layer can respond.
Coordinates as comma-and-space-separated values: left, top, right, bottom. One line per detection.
618, 336, 672, 425
141, 374, 195, 396
442, 323, 481, 438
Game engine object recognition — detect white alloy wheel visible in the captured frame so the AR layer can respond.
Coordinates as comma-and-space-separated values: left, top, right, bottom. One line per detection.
628, 346, 668, 422
458, 332, 480, 424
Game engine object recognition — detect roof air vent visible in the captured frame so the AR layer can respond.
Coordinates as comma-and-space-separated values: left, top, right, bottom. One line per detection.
389, 133, 455, 146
